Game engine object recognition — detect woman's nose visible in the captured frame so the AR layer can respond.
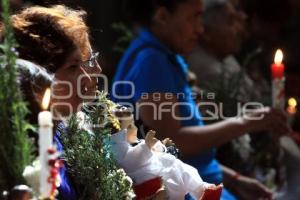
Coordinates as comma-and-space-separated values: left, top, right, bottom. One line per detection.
95, 61, 102, 74
81, 62, 102, 79
80, 67, 92, 81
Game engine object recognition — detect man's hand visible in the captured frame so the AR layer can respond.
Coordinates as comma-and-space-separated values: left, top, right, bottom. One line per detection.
243, 107, 291, 136
145, 130, 159, 149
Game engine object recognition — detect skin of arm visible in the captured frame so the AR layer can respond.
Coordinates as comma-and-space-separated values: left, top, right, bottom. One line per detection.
138, 93, 289, 157
221, 165, 273, 200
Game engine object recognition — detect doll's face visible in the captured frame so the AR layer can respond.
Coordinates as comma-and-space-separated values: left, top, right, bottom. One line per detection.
126, 122, 138, 144
118, 114, 137, 143
120, 114, 134, 130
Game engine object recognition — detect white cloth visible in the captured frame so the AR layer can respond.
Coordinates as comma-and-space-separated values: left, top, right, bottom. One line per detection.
111, 130, 212, 200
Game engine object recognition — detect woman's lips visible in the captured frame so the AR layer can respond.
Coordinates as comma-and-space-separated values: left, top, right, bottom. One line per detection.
82, 84, 98, 95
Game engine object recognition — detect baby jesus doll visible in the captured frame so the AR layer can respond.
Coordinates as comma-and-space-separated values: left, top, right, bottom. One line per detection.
111, 107, 222, 200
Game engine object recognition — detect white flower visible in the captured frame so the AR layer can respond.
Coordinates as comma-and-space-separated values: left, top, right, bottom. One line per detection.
233, 134, 252, 161
76, 111, 94, 133
127, 190, 136, 200
22, 159, 41, 195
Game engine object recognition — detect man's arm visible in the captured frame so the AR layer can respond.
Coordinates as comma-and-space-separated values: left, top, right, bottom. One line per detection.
138, 93, 289, 157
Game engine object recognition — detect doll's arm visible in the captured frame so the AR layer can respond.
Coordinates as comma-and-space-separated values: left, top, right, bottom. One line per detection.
146, 130, 170, 153
145, 130, 159, 149
111, 130, 153, 169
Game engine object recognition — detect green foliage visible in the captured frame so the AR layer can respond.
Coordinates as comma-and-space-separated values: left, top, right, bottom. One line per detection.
60, 92, 134, 200
0, 0, 34, 191
111, 22, 134, 54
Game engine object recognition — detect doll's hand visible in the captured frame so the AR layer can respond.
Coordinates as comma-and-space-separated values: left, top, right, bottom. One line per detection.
162, 138, 175, 147
145, 130, 159, 149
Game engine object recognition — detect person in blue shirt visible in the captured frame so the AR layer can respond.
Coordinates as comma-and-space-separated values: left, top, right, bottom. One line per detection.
112, 0, 290, 199
8, 5, 102, 199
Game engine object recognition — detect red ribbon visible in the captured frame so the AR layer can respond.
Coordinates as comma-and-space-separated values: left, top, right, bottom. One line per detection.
134, 177, 163, 200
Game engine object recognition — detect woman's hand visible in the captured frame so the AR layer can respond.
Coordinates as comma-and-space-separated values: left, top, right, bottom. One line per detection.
233, 175, 273, 200
222, 165, 273, 200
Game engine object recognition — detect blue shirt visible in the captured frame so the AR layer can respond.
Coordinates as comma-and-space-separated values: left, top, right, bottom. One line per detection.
112, 29, 236, 200
54, 122, 77, 200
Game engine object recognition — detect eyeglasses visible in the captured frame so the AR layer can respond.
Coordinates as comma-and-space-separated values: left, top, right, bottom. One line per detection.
81, 52, 99, 68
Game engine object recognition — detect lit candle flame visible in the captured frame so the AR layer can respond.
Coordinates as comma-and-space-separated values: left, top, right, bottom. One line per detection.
274, 49, 283, 65
42, 88, 51, 110
287, 97, 297, 115
288, 97, 297, 108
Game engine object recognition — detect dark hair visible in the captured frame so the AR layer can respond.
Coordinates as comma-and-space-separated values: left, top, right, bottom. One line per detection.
123, 0, 189, 26
243, 0, 290, 24
113, 106, 133, 118
17, 59, 53, 124
202, 0, 227, 26
16, 59, 53, 151
3, 5, 90, 73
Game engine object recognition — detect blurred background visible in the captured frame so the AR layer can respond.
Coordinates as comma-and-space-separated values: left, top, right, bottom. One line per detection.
3, 0, 298, 97
1, 0, 300, 92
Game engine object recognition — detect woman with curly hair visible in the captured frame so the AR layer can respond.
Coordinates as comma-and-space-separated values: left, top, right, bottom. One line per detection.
1, 5, 102, 199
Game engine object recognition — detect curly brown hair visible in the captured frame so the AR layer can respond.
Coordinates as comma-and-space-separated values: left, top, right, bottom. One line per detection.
1, 5, 90, 73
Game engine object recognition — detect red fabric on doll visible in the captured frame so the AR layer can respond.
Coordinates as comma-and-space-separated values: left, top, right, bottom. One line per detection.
134, 177, 163, 200
199, 185, 223, 200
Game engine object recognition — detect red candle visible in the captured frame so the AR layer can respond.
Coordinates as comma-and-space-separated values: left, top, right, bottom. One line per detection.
271, 49, 285, 109
271, 49, 285, 79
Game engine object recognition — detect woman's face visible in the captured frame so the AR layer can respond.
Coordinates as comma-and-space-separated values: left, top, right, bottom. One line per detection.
51, 48, 102, 117
203, 1, 246, 58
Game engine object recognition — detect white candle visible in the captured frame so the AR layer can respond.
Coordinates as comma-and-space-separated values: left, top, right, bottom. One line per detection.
38, 88, 53, 198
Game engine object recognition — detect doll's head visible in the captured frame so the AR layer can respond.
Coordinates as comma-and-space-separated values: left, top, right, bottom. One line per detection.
113, 106, 137, 143
126, 122, 138, 144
